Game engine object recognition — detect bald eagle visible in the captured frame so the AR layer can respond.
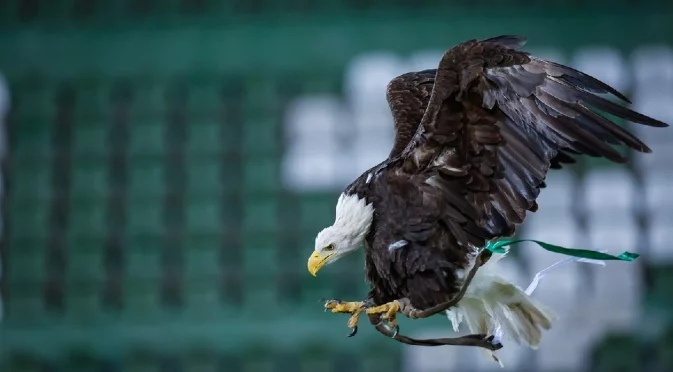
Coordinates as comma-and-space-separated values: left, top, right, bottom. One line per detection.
306, 36, 667, 354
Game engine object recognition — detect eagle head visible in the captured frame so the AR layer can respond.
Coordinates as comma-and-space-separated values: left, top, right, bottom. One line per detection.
307, 193, 374, 276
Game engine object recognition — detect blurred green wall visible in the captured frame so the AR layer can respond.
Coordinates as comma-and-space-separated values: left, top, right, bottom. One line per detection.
1, 1, 673, 371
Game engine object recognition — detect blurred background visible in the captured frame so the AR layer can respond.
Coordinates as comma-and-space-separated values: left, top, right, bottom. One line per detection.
1, 0, 673, 371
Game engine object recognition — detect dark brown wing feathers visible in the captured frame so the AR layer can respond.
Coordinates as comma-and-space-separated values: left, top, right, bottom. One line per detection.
386, 70, 435, 158
385, 35, 668, 247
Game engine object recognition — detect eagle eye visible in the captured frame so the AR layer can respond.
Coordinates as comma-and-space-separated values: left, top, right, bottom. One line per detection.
324, 244, 336, 251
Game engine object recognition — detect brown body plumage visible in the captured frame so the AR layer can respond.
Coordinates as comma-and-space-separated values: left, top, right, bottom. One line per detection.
341, 35, 667, 311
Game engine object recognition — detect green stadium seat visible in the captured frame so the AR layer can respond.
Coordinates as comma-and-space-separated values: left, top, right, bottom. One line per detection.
185, 158, 223, 198
64, 278, 102, 323
183, 234, 221, 278
7, 160, 52, 202
185, 197, 222, 235
5, 280, 44, 324
241, 118, 280, 157
185, 121, 224, 159
71, 125, 110, 158
241, 79, 280, 113
123, 277, 161, 320
5, 239, 47, 283
131, 80, 170, 119
124, 235, 163, 280
241, 196, 279, 234
128, 159, 167, 201
182, 277, 222, 318
67, 199, 108, 239
72, 79, 111, 120
9, 118, 54, 162
64, 238, 106, 280
8, 199, 50, 240
241, 157, 279, 194
70, 158, 109, 199
127, 122, 167, 158
126, 199, 165, 236
186, 81, 224, 116
11, 79, 55, 121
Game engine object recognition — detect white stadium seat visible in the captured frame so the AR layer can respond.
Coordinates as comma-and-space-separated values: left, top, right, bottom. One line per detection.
582, 169, 635, 211
535, 172, 576, 211
572, 47, 631, 94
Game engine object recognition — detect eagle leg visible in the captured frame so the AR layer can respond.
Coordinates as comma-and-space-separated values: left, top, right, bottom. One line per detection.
323, 299, 365, 337
402, 249, 489, 319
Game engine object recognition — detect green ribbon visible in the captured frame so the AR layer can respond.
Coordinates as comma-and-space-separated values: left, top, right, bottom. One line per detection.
485, 238, 639, 262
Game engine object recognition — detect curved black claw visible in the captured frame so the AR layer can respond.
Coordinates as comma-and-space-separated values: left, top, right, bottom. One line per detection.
347, 326, 358, 338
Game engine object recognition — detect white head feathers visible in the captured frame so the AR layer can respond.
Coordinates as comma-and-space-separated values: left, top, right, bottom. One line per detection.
334, 193, 374, 229
314, 193, 374, 256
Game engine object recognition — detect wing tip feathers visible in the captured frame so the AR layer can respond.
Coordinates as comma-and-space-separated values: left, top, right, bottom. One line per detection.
482, 35, 528, 50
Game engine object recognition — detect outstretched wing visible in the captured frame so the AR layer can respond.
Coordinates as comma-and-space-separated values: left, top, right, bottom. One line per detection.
386, 35, 668, 247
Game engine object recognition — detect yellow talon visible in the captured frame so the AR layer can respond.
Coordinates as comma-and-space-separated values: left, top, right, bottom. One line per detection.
365, 300, 401, 320
324, 301, 364, 314
323, 300, 365, 337
366, 300, 401, 336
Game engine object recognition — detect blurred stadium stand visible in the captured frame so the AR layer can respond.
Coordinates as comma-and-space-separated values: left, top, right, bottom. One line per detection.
1, 0, 673, 371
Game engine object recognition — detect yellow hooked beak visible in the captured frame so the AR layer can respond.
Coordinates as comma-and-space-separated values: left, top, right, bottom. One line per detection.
307, 250, 334, 277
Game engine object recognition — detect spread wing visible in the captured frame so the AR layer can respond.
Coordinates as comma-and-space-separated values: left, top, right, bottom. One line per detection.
385, 35, 668, 247
387, 66, 577, 188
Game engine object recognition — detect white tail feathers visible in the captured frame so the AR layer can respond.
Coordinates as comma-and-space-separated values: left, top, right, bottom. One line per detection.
446, 252, 556, 367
